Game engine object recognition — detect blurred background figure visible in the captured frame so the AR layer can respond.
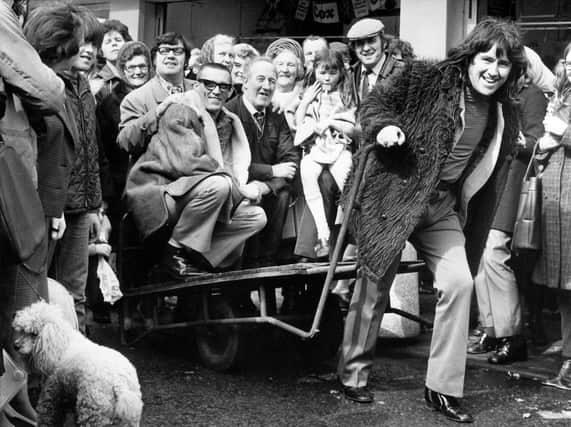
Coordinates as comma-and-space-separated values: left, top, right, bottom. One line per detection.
90, 19, 132, 97
96, 41, 152, 248
186, 47, 201, 80
200, 33, 235, 72
231, 43, 259, 97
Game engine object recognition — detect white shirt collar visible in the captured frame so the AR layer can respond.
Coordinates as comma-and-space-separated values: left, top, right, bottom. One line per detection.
242, 95, 265, 117
361, 54, 386, 80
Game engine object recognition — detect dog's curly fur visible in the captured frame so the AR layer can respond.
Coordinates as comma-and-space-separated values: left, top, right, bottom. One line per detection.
12, 301, 143, 427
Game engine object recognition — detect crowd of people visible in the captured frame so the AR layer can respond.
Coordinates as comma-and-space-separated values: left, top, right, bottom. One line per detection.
1, 0, 571, 424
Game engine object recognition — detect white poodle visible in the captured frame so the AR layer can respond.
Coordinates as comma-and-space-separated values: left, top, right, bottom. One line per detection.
12, 301, 143, 427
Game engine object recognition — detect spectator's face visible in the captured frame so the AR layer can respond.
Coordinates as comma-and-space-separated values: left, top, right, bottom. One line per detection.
468, 43, 512, 96
273, 50, 299, 90
303, 39, 327, 70
315, 63, 340, 93
123, 55, 150, 88
197, 67, 232, 113
243, 61, 276, 110
101, 30, 126, 63
213, 41, 235, 70
354, 35, 383, 69
232, 55, 248, 85
154, 41, 186, 79
72, 42, 97, 72
564, 52, 571, 84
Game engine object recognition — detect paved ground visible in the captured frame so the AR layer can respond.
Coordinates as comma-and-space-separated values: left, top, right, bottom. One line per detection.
88, 290, 571, 427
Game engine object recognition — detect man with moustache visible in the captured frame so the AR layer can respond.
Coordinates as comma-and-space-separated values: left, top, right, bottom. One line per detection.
118, 32, 195, 157
337, 18, 527, 424
347, 17, 401, 106
226, 57, 300, 267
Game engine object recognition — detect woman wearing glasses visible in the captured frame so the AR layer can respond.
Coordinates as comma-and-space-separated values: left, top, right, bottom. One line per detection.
96, 41, 152, 250
532, 42, 571, 391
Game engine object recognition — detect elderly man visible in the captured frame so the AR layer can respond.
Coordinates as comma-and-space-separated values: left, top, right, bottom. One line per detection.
347, 17, 401, 105
338, 18, 527, 424
226, 57, 300, 267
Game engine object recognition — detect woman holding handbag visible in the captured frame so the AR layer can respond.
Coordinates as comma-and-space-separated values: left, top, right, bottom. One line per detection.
532, 42, 571, 391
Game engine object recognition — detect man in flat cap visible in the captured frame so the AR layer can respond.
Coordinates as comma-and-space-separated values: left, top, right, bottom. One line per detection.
347, 17, 401, 106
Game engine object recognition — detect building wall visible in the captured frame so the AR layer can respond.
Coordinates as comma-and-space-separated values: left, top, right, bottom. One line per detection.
165, 0, 266, 48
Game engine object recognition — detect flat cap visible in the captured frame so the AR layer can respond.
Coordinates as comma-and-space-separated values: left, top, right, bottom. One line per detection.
346, 18, 384, 41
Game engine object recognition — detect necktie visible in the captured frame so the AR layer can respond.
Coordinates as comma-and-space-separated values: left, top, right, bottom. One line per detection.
254, 111, 265, 138
360, 70, 371, 102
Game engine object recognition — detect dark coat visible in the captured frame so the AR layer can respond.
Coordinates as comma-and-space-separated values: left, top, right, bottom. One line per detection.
125, 103, 236, 240
62, 72, 102, 214
348, 60, 519, 281
534, 91, 571, 290
351, 53, 402, 107
226, 96, 300, 195
96, 80, 131, 200
32, 89, 80, 218
492, 83, 547, 232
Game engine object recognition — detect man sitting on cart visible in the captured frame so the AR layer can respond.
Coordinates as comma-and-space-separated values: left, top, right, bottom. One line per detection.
118, 33, 266, 277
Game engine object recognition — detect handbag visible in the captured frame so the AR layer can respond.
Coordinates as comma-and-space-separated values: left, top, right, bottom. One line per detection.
511, 143, 542, 252
0, 142, 46, 263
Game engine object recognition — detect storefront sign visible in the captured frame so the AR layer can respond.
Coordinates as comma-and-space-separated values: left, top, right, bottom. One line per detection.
313, 1, 340, 24
295, 0, 310, 21
352, 0, 369, 18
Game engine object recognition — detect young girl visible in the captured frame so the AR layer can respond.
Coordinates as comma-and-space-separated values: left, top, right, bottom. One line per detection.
294, 50, 356, 258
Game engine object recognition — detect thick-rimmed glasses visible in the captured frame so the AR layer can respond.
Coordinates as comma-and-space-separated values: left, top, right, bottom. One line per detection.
198, 78, 232, 93
124, 64, 149, 73
158, 46, 185, 56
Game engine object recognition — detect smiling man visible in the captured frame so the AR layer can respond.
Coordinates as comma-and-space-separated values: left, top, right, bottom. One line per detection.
118, 32, 195, 155
346, 17, 401, 106
337, 18, 527, 424
226, 57, 300, 267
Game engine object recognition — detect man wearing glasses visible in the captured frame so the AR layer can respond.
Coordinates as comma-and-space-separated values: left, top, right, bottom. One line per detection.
118, 32, 195, 155
226, 57, 300, 267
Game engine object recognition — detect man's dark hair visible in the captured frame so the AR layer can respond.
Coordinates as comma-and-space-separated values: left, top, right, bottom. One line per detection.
442, 17, 527, 102
102, 19, 132, 43
76, 6, 104, 48
151, 32, 191, 62
24, 3, 84, 65
197, 62, 231, 80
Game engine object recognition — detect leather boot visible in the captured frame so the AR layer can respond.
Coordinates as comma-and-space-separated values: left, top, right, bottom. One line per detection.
424, 387, 474, 423
488, 336, 528, 365
467, 333, 498, 354
543, 359, 571, 391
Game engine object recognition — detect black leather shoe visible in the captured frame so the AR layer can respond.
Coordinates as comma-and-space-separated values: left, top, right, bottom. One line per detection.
425, 387, 474, 423
488, 336, 528, 365
161, 245, 207, 278
467, 333, 498, 354
342, 386, 374, 403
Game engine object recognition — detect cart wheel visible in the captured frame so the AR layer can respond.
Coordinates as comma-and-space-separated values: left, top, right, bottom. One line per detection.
299, 293, 343, 365
195, 298, 246, 371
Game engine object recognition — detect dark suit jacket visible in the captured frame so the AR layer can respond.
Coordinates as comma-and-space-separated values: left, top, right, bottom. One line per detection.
32, 95, 79, 218
351, 53, 402, 107
226, 96, 300, 195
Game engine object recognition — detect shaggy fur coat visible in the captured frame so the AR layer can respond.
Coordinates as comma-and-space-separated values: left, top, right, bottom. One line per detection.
346, 60, 519, 281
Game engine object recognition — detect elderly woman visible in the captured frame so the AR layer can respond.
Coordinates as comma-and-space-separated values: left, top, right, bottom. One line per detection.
200, 34, 235, 71
231, 43, 259, 96
533, 42, 571, 391
96, 41, 152, 245
265, 38, 305, 131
